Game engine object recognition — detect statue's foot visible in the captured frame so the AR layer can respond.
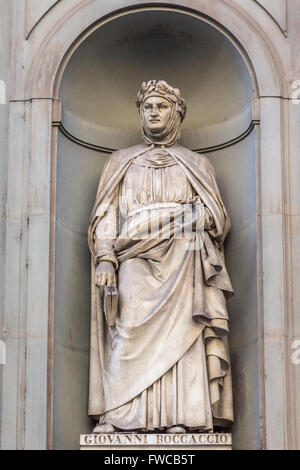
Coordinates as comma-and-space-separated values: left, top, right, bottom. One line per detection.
166, 426, 186, 434
93, 422, 115, 433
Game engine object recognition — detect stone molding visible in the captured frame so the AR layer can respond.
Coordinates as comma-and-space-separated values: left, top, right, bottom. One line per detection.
254, 0, 287, 36
26, 0, 61, 39
58, 119, 258, 155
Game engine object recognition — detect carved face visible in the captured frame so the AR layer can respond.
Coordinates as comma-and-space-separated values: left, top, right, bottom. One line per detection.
142, 96, 172, 133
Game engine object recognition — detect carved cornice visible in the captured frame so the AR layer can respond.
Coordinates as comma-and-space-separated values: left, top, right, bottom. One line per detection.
254, 0, 287, 36
59, 122, 114, 154
58, 120, 258, 155
26, 0, 61, 39
24, 0, 288, 41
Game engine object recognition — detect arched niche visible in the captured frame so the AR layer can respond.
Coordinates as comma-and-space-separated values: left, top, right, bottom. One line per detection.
54, 8, 258, 449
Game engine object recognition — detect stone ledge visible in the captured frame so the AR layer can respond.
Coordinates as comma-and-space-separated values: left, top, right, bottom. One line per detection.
80, 433, 232, 450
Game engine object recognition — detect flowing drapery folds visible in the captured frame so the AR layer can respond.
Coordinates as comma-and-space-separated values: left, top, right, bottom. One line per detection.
88, 143, 234, 428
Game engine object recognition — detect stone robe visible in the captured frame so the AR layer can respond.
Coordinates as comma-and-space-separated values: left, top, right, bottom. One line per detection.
88, 142, 234, 430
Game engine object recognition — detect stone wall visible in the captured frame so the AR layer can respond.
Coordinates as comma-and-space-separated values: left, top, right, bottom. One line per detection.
0, 0, 12, 448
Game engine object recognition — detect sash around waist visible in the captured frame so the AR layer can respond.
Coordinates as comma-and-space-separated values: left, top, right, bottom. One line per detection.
125, 200, 204, 219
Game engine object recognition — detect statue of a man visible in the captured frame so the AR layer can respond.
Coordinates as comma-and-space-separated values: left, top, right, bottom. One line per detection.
88, 80, 234, 434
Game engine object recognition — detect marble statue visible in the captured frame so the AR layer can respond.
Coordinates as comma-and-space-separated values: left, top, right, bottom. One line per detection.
88, 80, 234, 434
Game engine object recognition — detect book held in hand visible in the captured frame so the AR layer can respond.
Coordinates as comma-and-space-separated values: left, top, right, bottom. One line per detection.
103, 285, 119, 327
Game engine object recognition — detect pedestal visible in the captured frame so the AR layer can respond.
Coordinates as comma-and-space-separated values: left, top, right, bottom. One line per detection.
80, 433, 232, 450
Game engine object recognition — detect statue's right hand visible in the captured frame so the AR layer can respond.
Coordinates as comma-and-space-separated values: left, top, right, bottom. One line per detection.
95, 261, 116, 288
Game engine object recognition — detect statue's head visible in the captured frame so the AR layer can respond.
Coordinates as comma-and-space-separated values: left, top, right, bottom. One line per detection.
136, 80, 187, 147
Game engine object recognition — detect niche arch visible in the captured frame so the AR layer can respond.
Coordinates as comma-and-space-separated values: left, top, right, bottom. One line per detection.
54, 6, 257, 450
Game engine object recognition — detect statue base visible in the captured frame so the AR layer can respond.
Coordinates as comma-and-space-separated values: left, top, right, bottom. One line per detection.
80, 433, 232, 450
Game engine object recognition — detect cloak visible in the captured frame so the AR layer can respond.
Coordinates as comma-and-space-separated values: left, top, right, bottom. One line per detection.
88, 142, 234, 427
